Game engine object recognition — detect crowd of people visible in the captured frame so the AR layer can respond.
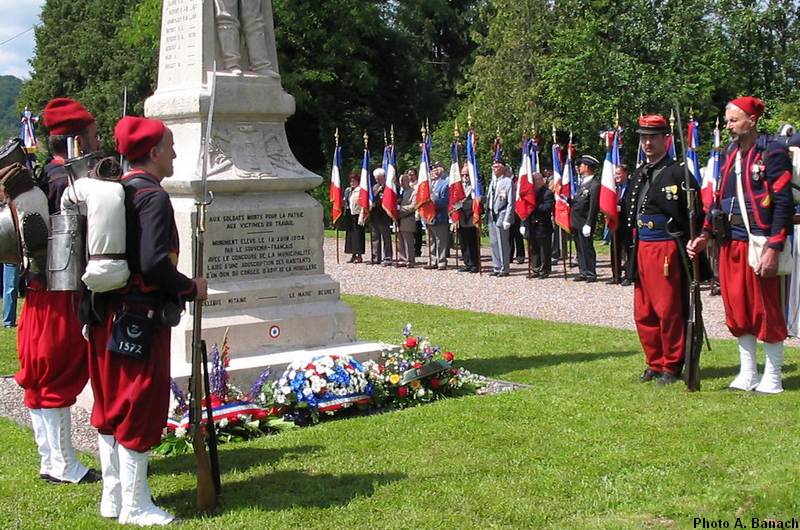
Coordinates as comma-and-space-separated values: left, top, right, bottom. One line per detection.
337, 151, 635, 283
337, 96, 798, 395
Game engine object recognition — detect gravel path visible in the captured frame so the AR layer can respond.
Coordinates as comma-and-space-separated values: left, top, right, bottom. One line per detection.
0, 377, 98, 455
324, 237, 798, 345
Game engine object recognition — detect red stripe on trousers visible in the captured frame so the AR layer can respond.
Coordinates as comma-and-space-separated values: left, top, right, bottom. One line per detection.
15, 288, 88, 409
719, 239, 787, 343
88, 302, 171, 452
634, 241, 686, 376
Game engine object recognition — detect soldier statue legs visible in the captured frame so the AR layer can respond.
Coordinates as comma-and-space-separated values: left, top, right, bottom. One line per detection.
214, 0, 276, 76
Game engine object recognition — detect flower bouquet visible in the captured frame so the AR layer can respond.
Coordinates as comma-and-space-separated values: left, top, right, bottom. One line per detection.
271, 354, 374, 425
155, 337, 284, 456
364, 323, 487, 408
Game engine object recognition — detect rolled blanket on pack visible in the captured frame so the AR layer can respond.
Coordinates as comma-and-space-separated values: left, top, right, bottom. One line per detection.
61, 176, 130, 292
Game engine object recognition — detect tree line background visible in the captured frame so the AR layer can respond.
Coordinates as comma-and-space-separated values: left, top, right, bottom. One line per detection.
13, 0, 800, 222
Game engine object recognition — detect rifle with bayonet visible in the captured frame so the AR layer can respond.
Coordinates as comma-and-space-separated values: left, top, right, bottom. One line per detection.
673, 103, 706, 392
189, 62, 220, 511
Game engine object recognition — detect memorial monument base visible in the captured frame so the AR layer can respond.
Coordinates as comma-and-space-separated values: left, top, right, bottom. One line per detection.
170, 341, 388, 392
139, 0, 381, 399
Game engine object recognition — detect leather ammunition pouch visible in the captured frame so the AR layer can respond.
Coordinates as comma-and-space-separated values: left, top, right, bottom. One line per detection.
709, 209, 731, 243
107, 303, 155, 362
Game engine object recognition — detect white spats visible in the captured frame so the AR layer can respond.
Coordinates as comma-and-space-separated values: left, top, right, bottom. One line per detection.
39, 407, 89, 483
117, 445, 174, 526
28, 409, 52, 476
98, 434, 121, 518
755, 342, 784, 394
728, 334, 760, 391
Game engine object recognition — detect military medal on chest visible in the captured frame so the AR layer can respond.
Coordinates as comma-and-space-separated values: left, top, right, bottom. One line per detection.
662, 184, 678, 201
751, 161, 765, 182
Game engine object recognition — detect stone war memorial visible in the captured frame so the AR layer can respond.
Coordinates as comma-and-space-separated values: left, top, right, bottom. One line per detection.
144, 0, 383, 385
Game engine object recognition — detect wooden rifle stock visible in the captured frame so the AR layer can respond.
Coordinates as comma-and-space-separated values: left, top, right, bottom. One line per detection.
674, 103, 705, 392
188, 61, 221, 511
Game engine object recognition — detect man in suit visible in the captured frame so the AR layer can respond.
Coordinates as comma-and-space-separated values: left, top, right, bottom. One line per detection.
571, 155, 601, 282
424, 162, 450, 270
396, 172, 417, 267
487, 160, 515, 276
457, 164, 480, 273
369, 168, 393, 265
523, 172, 555, 278
609, 164, 632, 285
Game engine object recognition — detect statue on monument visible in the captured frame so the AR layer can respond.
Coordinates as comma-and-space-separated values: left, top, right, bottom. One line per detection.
214, 0, 278, 77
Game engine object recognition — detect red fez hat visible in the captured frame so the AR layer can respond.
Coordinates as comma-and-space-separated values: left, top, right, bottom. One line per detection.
114, 116, 166, 161
636, 114, 669, 134
729, 96, 765, 118
43, 98, 95, 135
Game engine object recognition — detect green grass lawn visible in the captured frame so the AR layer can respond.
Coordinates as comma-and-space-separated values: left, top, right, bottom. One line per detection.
1, 294, 798, 529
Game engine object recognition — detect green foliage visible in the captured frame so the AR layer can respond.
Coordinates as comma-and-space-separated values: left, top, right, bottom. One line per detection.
454, 0, 800, 165
20, 0, 149, 151
0, 76, 23, 140
274, 0, 482, 175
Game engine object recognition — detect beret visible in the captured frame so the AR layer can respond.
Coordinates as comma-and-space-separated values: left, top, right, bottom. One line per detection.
114, 116, 166, 161
43, 98, 95, 135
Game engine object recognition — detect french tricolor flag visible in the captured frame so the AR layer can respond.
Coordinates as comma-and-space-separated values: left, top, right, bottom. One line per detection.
599, 128, 621, 230
381, 145, 398, 221
686, 118, 702, 185
448, 140, 466, 223
701, 125, 721, 211
514, 138, 536, 221
553, 141, 571, 232
466, 130, 482, 227
416, 143, 436, 222
329, 145, 344, 224
357, 148, 373, 226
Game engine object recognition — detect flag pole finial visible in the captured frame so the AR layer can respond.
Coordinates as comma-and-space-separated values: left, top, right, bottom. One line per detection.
363, 131, 369, 149
454, 119, 460, 140
552, 124, 557, 143
467, 111, 473, 130
531, 120, 536, 137
334, 127, 339, 147
420, 123, 426, 143
615, 110, 620, 129
669, 109, 676, 133
390, 124, 395, 146
715, 116, 719, 129
383, 129, 387, 146
495, 126, 501, 142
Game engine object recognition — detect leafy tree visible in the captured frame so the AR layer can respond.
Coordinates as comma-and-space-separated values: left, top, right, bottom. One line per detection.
20, 0, 144, 149
0, 76, 23, 139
